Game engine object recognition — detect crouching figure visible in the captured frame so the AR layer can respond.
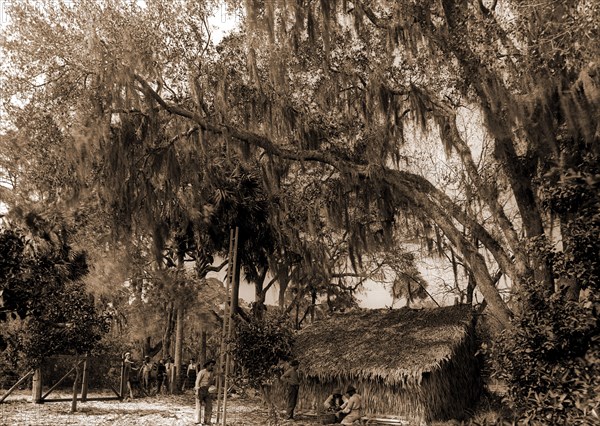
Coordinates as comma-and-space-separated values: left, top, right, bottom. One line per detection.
340, 386, 362, 425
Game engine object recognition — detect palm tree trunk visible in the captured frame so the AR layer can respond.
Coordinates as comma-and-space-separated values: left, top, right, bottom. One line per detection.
173, 304, 184, 394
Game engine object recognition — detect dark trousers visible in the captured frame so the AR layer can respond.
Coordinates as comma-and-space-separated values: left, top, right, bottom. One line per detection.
286, 384, 299, 419
196, 386, 213, 423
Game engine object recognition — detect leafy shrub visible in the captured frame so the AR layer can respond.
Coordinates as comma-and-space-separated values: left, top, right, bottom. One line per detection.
0, 225, 110, 372
231, 314, 294, 388
491, 164, 600, 424
493, 282, 599, 424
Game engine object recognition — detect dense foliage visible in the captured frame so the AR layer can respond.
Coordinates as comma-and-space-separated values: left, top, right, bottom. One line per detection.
1, 0, 599, 421
492, 160, 600, 423
231, 314, 294, 388
0, 223, 110, 370
494, 288, 599, 424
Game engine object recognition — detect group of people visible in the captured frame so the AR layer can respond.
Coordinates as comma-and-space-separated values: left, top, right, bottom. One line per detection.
323, 386, 362, 425
124, 354, 362, 425
280, 360, 363, 425
123, 352, 217, 425
122, 352, 174, 399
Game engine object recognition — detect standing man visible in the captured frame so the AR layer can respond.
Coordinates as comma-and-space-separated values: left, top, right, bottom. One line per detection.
184, 358, 197, 391
156, 359, 167, 395
194, 359, 216, 425
123, 352, 137, 401
165, 356, 174, 393
281, 360, 300, 420
141, 356, 152, 392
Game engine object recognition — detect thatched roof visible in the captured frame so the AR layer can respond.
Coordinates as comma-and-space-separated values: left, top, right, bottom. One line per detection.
294, 305, 474, 388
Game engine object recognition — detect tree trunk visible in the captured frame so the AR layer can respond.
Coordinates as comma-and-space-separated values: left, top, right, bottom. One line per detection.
173, 304, 184, 394
310, 287, 317, 323
493, 135, 553, 290
162, 302, 175, 360
278, 275, 290, 309
466, 271, 475, 305
383, 171, 513, 327
253, 266, 269, 318
200, 329, 207, 367
418, 193, 512, 327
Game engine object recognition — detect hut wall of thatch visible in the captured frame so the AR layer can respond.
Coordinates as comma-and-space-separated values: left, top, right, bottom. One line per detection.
271, 375, 429, 421
271, 335, 481, 422
420, 325, 483, 421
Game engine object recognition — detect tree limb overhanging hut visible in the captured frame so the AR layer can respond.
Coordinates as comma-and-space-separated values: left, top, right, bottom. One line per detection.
287, 305, 482, 423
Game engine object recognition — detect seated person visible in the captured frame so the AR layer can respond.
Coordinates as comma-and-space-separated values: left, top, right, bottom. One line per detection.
323, 389, 348, 423
340, 386, 362, 425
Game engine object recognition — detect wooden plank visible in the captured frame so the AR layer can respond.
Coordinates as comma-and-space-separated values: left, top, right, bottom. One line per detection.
362, 417, 410, 425
108, 383, 122, 399
0, 370, 34, 403
42, 396, 121, 403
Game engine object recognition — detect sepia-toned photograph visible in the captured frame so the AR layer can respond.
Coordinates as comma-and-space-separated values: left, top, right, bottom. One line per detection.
0, 1, 598, 425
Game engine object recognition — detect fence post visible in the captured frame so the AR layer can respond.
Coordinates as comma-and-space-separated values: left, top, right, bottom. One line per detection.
32, 368, 43, 404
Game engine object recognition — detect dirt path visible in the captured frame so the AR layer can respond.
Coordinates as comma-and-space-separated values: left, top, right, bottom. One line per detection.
0, 391, 324, 426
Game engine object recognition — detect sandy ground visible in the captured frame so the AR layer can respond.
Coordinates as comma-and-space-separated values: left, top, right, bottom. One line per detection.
0, 391, 325, 426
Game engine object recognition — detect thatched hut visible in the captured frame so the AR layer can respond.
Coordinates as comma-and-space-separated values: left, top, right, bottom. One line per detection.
283, 305, 482, 423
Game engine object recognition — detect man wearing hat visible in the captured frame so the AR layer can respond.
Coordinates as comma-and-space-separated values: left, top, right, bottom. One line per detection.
340, 386, 362, 425
194, 360, 216, 425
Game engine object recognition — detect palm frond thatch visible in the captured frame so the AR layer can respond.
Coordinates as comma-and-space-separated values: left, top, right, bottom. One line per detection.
295, 305, 473, 387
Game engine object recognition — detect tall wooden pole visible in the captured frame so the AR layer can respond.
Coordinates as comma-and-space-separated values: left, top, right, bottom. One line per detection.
70, 357, 81, 413
222, 226, 239, 426
119, 358, 126, 399
216, 228, 235, 424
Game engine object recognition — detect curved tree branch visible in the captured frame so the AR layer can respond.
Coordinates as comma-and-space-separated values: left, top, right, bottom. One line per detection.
132, 71, 513, 327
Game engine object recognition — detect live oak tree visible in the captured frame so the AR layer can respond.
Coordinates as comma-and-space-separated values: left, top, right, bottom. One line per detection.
2, 0, 599, 326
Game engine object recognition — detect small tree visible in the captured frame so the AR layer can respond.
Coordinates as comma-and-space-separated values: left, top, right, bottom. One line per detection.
231, 314, 294, 413
0, 220, 110, 410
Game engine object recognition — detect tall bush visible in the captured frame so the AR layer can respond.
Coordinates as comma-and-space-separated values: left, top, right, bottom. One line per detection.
0, 224, 110, 372
231, 314, 294, 388
492, 163, 600, 424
